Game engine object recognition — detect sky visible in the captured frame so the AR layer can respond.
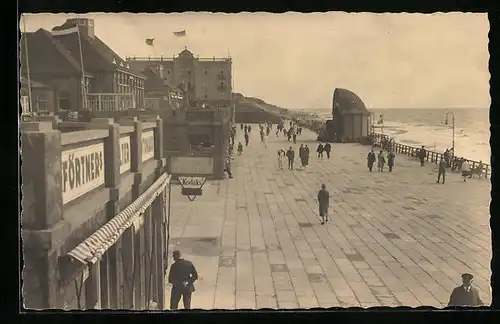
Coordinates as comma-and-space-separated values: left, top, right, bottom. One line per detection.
21, 12, 490, 110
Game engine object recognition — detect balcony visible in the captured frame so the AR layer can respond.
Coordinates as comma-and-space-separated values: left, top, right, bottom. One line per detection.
86, 93, 136, 112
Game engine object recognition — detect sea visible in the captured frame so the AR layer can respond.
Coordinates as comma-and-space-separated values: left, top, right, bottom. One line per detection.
308, 108, 491, 164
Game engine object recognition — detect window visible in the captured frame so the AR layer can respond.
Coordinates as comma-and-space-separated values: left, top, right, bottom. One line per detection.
58, 90, 72, 111
204, 94, 208, 99
204, 69, 208, 75
187, 70, 191, 75
35, 95, 49, 113
220, 70, 224, 75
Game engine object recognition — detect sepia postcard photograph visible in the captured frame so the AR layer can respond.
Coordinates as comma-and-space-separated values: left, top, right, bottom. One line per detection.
19, 12, 491, 311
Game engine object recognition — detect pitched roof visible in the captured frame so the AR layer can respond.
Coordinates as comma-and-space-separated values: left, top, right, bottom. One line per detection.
20, 29, 84, 75
332, 88, 370, 116
51, 23, 145, 78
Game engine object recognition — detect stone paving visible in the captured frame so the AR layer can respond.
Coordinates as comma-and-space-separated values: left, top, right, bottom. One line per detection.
166, 124, 492, 309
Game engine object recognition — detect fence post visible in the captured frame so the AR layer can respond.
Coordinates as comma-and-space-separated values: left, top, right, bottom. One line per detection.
89, 118, 121, 309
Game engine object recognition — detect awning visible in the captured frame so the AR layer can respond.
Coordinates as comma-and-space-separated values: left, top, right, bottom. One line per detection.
67, 173, 171, 264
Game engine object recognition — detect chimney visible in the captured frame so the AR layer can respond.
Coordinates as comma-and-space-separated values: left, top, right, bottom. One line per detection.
64, 18, 95, 39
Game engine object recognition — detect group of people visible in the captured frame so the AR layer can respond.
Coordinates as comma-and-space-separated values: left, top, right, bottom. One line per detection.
276, 120, 302, 143
316, 142, 332, 159
367, 148, 396, 172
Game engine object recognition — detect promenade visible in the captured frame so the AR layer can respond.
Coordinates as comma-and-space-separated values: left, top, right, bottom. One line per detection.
167, 124, 492, 309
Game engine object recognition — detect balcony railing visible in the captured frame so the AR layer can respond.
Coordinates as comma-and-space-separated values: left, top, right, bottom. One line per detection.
86, 93, 136, 112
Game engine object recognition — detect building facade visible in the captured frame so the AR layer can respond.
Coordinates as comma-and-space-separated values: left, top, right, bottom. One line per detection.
127, 48, 232, 108
20, 18, 146, 114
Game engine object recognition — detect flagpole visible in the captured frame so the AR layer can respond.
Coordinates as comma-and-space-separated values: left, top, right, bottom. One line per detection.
22, 16, 33, 116
230, 52, 235, 124
76, 26, 87, 110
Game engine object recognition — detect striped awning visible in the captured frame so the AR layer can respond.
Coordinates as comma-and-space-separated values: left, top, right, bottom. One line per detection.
67, 173, 171, 264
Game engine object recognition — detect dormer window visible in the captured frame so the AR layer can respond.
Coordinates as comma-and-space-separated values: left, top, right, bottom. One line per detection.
112, 58, 117, 65
120, 62, 124, 67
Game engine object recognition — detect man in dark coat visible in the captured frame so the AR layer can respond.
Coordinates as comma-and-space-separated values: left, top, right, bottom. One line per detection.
437, 156, 446, 184
168, 250, 199, 310
317, 143, 324, 159
367, 149, 376, 172
317, 184, 330, 225
448, 273, 483, 307
304, 145, 310, 167
286, 146, 295, 170
244, 132, 249, 146
299, 144, 305, 167
324, 143, 332, 159
419, 146, 426, 166
387, 150, 395, 172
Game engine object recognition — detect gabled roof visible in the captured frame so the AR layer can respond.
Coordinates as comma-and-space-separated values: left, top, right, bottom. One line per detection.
332, 88, 370, 116
50, 23, 145, 79
20, 29, 84, 75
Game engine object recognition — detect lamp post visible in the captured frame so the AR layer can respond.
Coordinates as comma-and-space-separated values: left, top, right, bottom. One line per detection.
444, 111, 455, 154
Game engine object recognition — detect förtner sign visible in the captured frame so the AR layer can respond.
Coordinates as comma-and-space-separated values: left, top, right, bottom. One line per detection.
141, 130, 155, 162
119, 136, 131, 174
61, 142, 105, 204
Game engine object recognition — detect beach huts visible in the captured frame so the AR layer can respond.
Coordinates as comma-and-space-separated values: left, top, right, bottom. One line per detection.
330, 88, 371, 142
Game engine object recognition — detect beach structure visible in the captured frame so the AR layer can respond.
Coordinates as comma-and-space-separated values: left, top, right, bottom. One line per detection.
329, 88, 372, 142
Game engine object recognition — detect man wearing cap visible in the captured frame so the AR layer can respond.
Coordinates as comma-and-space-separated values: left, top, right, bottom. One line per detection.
447, 273, 483, 307
168, 250, 199, 310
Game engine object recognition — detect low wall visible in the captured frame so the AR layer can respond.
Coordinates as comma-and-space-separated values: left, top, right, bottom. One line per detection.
21, 116, 168, 310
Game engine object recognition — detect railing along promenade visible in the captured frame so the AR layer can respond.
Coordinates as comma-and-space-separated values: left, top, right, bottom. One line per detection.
21, 115, 169, 310
372, 132, 490, 179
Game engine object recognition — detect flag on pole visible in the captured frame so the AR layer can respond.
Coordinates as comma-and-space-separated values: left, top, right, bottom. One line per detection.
173, 30, 186, 37
51, 26, 79, 36
145, 38, 155, 46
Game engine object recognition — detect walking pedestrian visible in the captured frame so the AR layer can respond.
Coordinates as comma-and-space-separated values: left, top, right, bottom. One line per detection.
317, 184, 330, 225
367, 149, 376, 172
299, 144, 305, 167
419, 146, 426, 167
377, 150, 386, 172
448, 273, 483, 307
437, 156, 446, 184
387, 150, 395, 172
461, 160, 471, 182
224, 158, 233, 179
277, 148, 286, 170
317, 143, 324, 159
324, 143, 331, 159
168, 250, 199, 310
244, 132, 249, 147
304, 145, 310, 167
286, 146, 295, 170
